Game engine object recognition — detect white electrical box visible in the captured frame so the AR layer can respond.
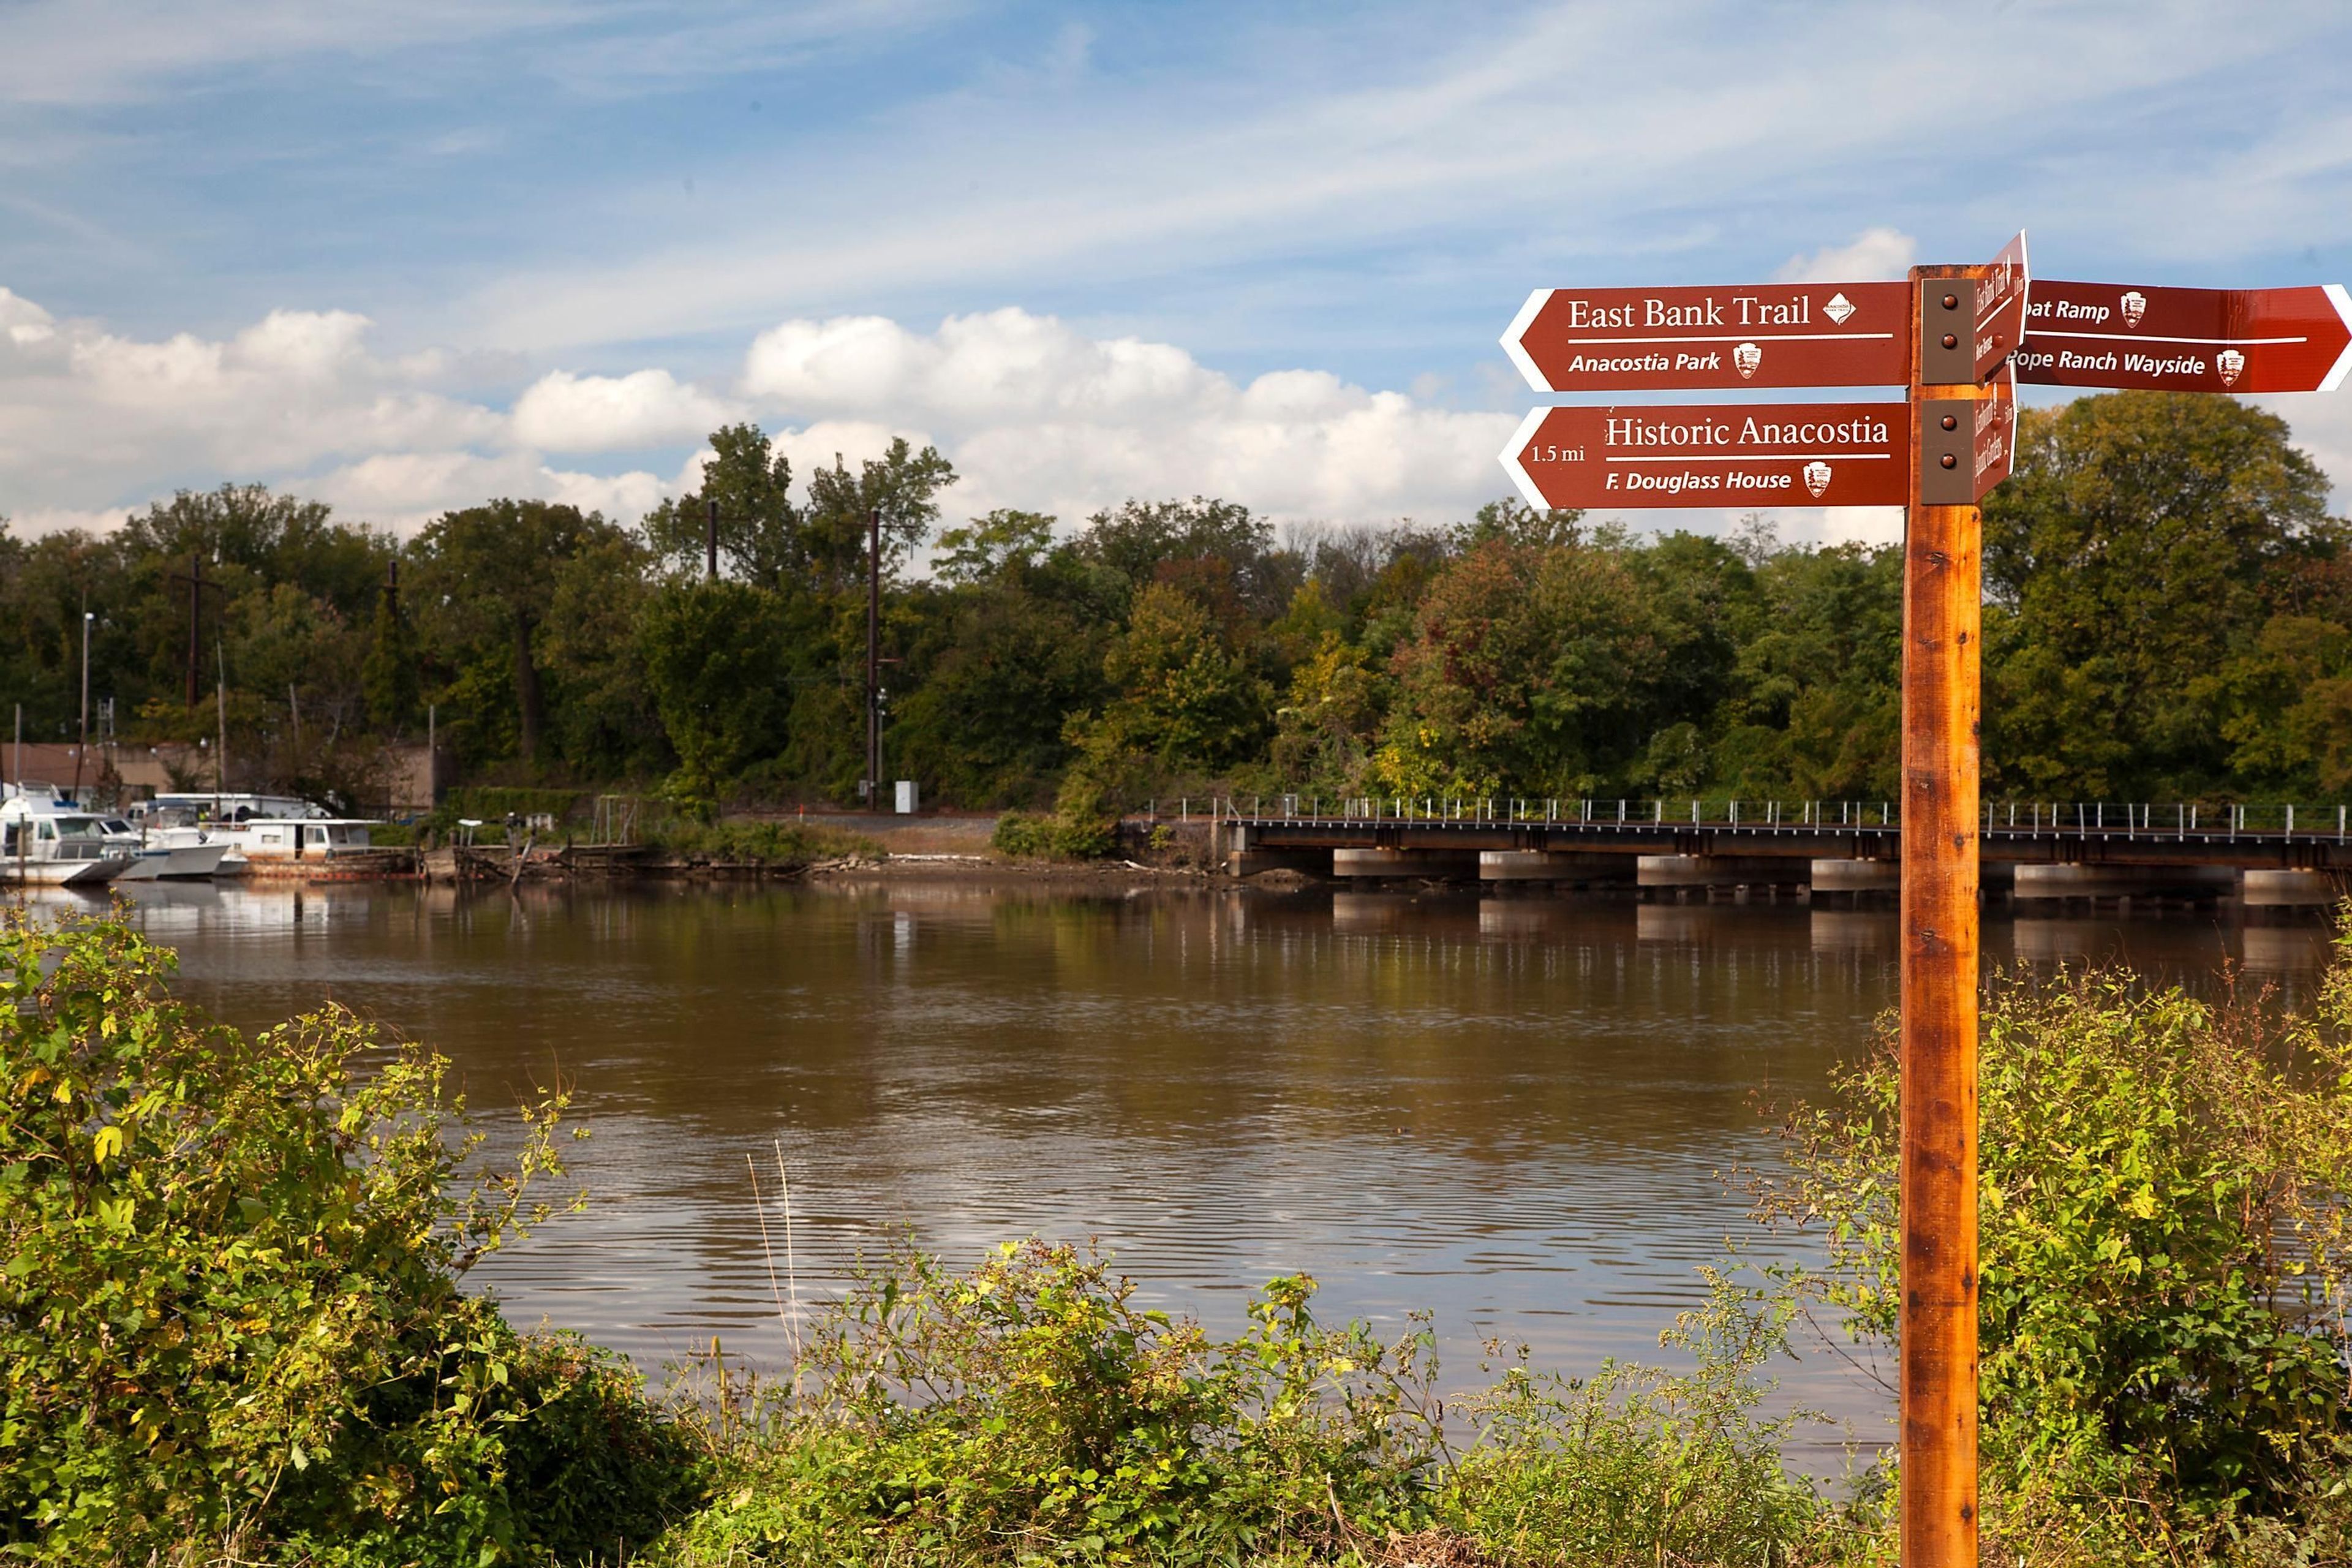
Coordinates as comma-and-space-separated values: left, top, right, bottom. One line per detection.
894, 780, 918, 815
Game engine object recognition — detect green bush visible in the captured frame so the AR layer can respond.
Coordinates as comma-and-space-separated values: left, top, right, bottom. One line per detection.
652, 1245, 1839, 1567
990, 794, 1116, 860
658, 1240, 1444, 1564
1440, 1268, 1828, 1566
0, 907, 698, 1563
1765, 942, 2352, 1561
1047, 772, 1119, 859
990, 810, 1052, 858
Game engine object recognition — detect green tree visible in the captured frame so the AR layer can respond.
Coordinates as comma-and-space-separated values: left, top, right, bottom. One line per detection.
1983, 392, 2336, 797
538, 533, 664, 778
637, 579, 793, 807
1712, 540, 1902, 797
1082, 581, 1271, 774
1376, 532, 1730, 797
1268, 630, 1390, 797
1077, 497, 1291, 620
361, 565, 420, 733
890, 579, 1109, 805
801, 436, 959, 594
643, 422, 804, 587
410, 500, 631, 767
933, 508, 1058, 586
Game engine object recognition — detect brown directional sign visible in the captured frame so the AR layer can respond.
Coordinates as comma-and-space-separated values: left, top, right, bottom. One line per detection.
1918, 364, 2016, 505
1504, 282, 1909, 391
1501, 401, 1910, 509
1975, 231, 2029, 382
1973, 364, 2016, 499
2015, 280, 2352, 393
1919, 231, 2030, 385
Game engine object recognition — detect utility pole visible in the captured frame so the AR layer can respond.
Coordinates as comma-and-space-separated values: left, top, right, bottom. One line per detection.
865, 507, 881, 803
74, 606, 91, 800
707, 497, 720, 582
216, 643, 228, 813
170, 552, 223, 708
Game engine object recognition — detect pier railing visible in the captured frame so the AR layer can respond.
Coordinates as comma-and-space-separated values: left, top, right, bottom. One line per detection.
1145, 797, 2352, 843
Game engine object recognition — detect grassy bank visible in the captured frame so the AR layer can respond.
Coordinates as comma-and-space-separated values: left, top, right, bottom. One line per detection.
4, 905, 2349, 1565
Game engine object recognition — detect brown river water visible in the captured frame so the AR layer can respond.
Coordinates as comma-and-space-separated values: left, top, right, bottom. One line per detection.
52, 878, 2338, 1454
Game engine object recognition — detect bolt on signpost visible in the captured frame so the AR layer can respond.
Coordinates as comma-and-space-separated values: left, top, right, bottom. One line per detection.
1504, 239, 2350, 1567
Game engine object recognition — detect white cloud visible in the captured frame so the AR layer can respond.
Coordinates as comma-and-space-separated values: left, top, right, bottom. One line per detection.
0, 287, 618, 532
2257, 391, 2352, 518
307, 449, 674, 529
741, 307, 1513, 526
1774, 228, 1917, 284
4, 287, 2343, 551
512, 369, 741, 452
0, 287, 56, 344
0, 287, 1526, 538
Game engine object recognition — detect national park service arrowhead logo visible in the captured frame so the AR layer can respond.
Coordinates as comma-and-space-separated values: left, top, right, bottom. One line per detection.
1802, 461, 1833, 499
2217, 348, 2246, 386
2120, 290, 2148, 329
1733, 342, 1762, 379
1822, 292, 1856, 325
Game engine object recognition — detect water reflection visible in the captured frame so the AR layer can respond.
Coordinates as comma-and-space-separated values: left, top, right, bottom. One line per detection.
39, 878, 2333, 1449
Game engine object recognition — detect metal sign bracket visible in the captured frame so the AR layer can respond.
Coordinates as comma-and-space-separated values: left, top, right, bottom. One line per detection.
1918, 278, 1977, 385
1918, 398, 1976, 505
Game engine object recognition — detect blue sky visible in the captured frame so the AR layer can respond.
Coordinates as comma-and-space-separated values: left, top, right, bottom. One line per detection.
4, 0, 2350, 540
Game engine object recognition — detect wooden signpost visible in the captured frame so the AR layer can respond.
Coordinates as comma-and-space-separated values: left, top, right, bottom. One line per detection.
1499, 235, 2345, 1568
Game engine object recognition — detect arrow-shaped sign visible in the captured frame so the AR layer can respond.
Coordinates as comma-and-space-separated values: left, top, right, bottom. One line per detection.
2015, 281, 2352, 393
1975, 232, 2030, 382
1503, 282, 1909, 392
1501, 402, 1911, 510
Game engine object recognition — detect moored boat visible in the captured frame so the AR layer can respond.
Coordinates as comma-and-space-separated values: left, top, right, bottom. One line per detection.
100, 810, 234, 880
1, 790, 136, 886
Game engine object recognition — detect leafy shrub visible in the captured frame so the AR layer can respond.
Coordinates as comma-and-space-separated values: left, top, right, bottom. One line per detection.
1441, 1268, 1830, 1567
1047, 772, 1118, 859
661, 1240, 1444, 1563
990, 810, 1052, 858
0, 906, 697, 1563
1765, 944, 2352, 1559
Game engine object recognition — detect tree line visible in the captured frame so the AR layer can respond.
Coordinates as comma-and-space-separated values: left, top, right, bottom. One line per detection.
0, 392, 2343, 818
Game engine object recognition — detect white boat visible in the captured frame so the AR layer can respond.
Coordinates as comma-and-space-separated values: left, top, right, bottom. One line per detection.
99, 812, 233, 881
1, 790, 136, 886
123, 794, 398, 878
131, 792, 338, 878
216, 817, 382, 866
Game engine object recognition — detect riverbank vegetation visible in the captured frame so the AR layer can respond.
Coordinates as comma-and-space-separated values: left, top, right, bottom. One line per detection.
2, 393, 2344, 823
7, 902, 2350, 1564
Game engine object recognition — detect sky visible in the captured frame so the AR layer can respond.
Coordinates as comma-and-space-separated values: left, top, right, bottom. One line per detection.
3, 0, 2350, 549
